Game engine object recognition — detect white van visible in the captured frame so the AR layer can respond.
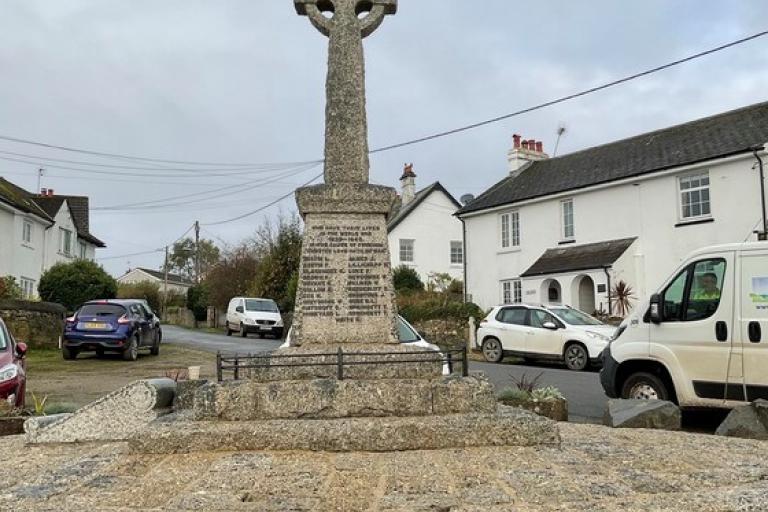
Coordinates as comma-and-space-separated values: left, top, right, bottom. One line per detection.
225, 297, 284, 339
601, 242, 767, 408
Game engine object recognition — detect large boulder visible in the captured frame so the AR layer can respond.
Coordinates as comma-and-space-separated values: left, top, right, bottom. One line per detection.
715, 400, 768, 440
603, 399, 681, 430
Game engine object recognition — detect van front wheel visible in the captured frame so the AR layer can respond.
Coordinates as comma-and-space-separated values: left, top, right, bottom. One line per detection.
621, 372, 670, 401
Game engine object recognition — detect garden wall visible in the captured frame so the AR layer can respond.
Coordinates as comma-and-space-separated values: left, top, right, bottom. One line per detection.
163, 307, 196, 328
0, 300, 65, 349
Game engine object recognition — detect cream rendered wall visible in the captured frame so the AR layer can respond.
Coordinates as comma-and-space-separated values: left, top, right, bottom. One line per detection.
388, 190, 464, 285
117, 269, 190, 295
0, 203, 49, 294
464, 153, 767, 311
43, 202, 79, 271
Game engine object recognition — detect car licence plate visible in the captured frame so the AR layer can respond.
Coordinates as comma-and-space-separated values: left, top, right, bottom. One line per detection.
259, 325, 271, 330
84, 322, 107, 329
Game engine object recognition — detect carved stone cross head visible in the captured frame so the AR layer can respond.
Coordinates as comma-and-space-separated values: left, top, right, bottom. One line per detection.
295, 0, 397, 38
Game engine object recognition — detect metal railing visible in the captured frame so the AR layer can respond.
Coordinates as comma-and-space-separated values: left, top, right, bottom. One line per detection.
216, 346, 469, 382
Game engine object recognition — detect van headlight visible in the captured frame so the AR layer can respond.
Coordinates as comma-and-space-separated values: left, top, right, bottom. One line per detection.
276, 319, 284, 327
0, 364, 18, 383
585, 331, 610, 342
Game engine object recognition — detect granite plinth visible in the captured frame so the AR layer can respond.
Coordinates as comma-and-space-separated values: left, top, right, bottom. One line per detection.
190, 374, 495, 421
130, 405, 560, 454
295, 183, 396, 216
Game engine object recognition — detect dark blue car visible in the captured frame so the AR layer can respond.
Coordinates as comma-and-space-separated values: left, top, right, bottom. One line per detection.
62, 299, 161, 361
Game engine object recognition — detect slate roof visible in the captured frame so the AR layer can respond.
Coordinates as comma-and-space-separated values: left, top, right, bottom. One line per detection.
521, 238, 637, 278
133, 268, 194, 287
458, 101, 768, 215
387, 181, 462, 232
0, 177, 105, 247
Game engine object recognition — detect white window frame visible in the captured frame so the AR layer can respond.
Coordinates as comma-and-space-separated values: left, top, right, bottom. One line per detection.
59, 228, 73, 256
78, 241, 87, 259
499, 210, 520, 250
501, 279, 522, 304
561, 198, 575, 240
399, 239, 414, 263
678, 171, 711, 221
450, 240, 463, 265
22, 220, 32, 244
20, 277, 35, 299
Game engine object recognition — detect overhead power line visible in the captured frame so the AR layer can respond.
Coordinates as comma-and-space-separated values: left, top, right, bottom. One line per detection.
97, 224, 195, 261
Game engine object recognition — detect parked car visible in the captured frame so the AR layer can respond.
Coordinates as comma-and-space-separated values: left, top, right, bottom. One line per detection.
62, 299, 161, 361
0, 317, 27, 408
602, 242, 767, 408
226, 297, 284, 339
280, 315, 451, 375
476, 304, 616, 370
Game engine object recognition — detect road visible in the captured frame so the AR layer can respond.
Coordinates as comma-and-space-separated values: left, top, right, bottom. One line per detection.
163, 325, 607, 421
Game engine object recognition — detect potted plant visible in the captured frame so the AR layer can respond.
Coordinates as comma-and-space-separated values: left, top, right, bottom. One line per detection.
496, 372, 568, 421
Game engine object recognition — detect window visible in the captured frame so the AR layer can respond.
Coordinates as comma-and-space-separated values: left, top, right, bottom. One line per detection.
679, 172, 711, 220
59, 228, 73, 256
399, 239, 414, 263
78, 242, 87, 259
495, 307, 527, 325
450, 241, 463, 265
500, 211, 520, 249
528, 309, 560, 329
660, 258, 725, 322
501, 279, 522, 304
561, 199, 574, 239
22, 221, 32, 244
20, 278, 35, 299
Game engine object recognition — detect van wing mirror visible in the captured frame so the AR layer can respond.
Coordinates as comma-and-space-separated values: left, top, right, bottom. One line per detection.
649, 294, 662, 324
236, 306, 244, 313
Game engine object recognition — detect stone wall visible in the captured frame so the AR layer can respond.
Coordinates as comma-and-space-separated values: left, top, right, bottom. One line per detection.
0, 300, 65, 349
163, 307, 196, 328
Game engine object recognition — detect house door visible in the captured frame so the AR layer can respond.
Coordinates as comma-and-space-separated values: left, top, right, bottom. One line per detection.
578, 276, 596, 314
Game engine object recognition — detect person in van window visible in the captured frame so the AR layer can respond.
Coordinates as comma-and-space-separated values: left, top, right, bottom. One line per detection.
694, 272, 721, 300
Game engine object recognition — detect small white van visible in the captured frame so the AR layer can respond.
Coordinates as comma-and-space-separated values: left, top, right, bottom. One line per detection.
601, 242, 767, 408
225, 297, 284, 339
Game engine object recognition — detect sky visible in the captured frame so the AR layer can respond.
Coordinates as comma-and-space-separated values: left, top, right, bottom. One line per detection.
0, 0, 767, 277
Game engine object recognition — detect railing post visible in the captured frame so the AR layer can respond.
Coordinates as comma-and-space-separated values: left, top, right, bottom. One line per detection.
337, 347, 344, 380
462, 346, 469, 377
234, 354, 240, 381
447, 352, 453, 374
216, 351, 222, 382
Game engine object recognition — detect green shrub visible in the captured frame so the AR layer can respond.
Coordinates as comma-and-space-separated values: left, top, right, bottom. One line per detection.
496, 387, 531, 402
117, 281, 161, 312
530, 386, 565, 401
187, 284, 210, 322
396, 291, 482, 324
164, 290, 187, 308
0, 276, 22, 300
393, 265, 424, 294
38, 260, 117, 312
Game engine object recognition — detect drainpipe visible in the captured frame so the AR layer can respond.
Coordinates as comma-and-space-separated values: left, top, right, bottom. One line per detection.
752, 145, 767, 241
603, 266, 613, 316
459, 216, 468, 303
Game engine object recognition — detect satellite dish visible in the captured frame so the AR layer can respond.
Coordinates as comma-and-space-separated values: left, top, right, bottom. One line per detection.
460, 194, 475, 205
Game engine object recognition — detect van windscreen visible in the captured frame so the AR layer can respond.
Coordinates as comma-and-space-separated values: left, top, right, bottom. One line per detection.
245, 299, 279, 313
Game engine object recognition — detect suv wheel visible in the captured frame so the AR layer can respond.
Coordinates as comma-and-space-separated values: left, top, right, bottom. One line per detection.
226, 323, 233, 336
123, 336, 139, 361
564, 343, 589, 371
62, 346, 78, 360
150, 332, 160, 356
621, 372, 670, 401
482, 338, 503, 363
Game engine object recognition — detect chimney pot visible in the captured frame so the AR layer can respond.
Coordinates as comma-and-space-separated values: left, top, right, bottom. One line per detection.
535, 141, 543, 153
512, 134, 521, 149
48, 189, 54, 196
40, 188, 47, 196
521, 140, 529, 150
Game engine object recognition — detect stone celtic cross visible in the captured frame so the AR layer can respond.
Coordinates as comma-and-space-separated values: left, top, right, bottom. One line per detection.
295, 0, 397, 184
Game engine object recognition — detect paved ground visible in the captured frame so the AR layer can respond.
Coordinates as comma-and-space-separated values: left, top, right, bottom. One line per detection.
2, 423, 766, 511
162, 325, 283, 354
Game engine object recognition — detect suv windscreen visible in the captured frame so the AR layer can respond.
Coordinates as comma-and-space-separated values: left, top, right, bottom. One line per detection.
550, 307, 603, 326
245, 299, 279, 313
78, 304, 126, 318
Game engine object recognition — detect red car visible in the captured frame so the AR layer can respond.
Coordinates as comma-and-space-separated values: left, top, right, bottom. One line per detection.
0, 318, 27, 409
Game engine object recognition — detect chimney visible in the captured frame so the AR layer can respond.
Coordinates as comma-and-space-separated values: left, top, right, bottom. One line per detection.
48, 189, 54, 196
40, 188, 47, 196
400, 163, 417, 205
507, 134, 549, 176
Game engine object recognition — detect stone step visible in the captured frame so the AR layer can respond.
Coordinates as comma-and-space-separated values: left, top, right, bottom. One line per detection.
130, 405, 560, 454
191, 374, 496, 421
25, 379, 176, 444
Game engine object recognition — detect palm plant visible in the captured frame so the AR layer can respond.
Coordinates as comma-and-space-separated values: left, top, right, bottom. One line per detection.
611, 280, 636, 317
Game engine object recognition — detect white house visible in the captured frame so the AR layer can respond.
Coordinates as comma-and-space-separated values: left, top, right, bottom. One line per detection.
457, 101, 768, 315
387, 164, 464, 286
117, 267, 193, 296
0, 180, 105, 299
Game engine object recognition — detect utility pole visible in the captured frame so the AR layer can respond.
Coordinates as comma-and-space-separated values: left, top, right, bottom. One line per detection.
194, 221, 201, 284
163, 245, 169, 317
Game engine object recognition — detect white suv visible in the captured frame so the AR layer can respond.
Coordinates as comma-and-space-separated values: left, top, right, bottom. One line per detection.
476, 304, 616, 371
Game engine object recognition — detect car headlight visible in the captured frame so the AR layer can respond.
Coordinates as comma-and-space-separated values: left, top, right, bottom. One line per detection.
585, 331, 610, 342
0, 364, 18, 383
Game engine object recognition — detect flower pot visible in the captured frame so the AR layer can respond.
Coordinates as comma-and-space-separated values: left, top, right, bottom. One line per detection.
499, 397, 568, 422
0, 416, 27, 436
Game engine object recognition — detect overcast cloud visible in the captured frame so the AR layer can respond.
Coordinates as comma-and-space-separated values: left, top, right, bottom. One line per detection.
1, 1, 766, 276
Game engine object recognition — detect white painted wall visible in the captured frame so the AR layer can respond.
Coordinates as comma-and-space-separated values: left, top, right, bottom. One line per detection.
388, 189, 464, 285
463, 152, 768, 313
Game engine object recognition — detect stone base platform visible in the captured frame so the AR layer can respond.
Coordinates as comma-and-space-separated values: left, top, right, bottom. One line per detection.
130, 405, 560, 454
193, 374, 495, 421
